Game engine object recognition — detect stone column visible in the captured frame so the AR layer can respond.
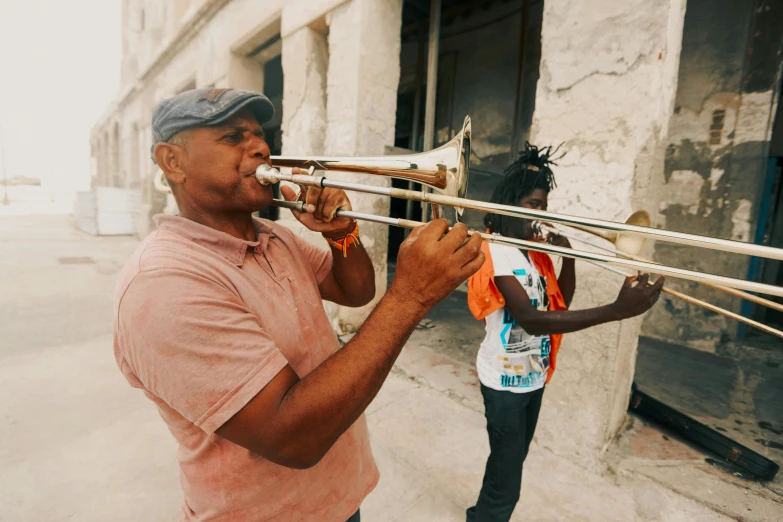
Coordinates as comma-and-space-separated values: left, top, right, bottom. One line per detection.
323, 0, 402, 334
278, 25, 341, 318
529, 0, 686, 469
279, 26, 329, 237
281, 27, 329, 160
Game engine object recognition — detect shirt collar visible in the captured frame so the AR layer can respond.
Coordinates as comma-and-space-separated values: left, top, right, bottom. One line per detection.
153, 214, 276, 266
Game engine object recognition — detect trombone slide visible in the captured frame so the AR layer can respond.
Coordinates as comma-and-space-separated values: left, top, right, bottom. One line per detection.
276, 199, 783, 340
537, 222, 783, 315
584, 260, 783, 340
270, 199, 783, 299
258, 165, 783, 262
535, 223, 783, 339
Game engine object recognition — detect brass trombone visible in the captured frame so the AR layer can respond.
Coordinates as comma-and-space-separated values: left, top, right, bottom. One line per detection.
257, 116, 783, 299
152, 114, 783, 298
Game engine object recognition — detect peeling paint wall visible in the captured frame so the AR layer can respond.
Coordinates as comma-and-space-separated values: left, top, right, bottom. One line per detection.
529, 0, 687, 471
640, 0, 783, 350
323, 0, 402, 333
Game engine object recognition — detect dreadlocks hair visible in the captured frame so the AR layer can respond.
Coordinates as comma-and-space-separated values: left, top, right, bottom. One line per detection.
484, 142, 563, 235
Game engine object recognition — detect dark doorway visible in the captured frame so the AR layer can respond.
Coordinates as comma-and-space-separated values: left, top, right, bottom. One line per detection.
263, 55, 284, 156
389, 0, 543, 260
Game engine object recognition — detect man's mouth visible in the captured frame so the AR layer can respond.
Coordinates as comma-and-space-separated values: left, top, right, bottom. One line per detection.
243, 167, 263, 178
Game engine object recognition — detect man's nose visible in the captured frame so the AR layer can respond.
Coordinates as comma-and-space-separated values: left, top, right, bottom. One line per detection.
248, 134, 271, 161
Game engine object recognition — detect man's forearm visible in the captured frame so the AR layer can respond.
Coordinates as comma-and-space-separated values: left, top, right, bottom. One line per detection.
330, 242, 375, 305
275, 288, 426, 466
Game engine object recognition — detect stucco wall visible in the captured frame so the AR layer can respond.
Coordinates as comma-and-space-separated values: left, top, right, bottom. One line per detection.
322, 0, 402, 333
640, 0, 783, 350
529, 0, 686, 470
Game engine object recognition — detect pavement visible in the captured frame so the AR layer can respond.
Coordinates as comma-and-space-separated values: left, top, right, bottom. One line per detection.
635, 336, 783, 482
1, 212, 781, 521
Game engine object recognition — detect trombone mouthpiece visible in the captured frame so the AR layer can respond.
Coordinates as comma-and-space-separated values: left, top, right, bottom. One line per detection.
256, 164, 282, 185
531, 220, 543, 235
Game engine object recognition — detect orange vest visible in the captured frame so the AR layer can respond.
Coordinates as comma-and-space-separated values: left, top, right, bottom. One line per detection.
467, 241, 567, 384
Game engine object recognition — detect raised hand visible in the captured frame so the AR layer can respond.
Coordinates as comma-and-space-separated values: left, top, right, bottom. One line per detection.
611, 274, 665, 319
390, 219, 485, 310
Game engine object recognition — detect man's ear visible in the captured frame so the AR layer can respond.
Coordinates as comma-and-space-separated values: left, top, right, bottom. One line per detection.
153, 142, 186, 188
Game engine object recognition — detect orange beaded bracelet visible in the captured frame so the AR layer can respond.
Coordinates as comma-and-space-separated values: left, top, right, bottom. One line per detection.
324, 221, 361, 257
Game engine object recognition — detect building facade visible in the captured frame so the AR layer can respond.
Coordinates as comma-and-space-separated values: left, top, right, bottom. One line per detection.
91, 0, 782, 468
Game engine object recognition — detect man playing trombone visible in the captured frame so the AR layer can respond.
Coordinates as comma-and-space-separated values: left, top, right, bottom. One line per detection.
113, 88, 485, 521
466, 143, 664, 522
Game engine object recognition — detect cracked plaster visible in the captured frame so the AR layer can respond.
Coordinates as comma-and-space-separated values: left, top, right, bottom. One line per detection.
529, 0, 686, 472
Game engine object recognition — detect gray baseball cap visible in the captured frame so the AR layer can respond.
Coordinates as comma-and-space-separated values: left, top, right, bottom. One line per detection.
150, 88, 275, 161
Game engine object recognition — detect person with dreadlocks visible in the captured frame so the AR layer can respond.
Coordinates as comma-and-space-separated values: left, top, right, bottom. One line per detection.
465, 143, 664, 522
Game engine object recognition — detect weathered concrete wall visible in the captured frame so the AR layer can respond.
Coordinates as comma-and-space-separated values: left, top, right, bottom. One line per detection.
281, 0, 349, 38
278, 23, 329, 238
92, 0, 285, 237
322, 0, 402, 333
640, 0, 783, 350
529, 0, 686, 470
277, 24, 340, 320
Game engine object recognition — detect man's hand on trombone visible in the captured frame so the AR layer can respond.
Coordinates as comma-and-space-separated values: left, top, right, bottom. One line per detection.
391, 220, 485, 310
279, 167, 356, 239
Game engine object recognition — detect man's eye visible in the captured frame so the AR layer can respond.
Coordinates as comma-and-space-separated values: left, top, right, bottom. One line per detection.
223, 133, 240, 142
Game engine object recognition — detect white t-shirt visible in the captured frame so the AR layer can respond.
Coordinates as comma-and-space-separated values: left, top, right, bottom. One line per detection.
476, 243, 551, 393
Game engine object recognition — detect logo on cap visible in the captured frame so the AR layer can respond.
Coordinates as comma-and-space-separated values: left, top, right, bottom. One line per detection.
199, 89, 230, 103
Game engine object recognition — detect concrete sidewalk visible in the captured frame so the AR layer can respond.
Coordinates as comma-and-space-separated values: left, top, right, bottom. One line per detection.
0, 214, 777, 521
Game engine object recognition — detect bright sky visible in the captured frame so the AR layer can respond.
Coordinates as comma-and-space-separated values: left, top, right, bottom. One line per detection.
0, 0, 121, 196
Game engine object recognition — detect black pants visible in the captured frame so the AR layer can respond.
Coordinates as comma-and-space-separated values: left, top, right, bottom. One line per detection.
346, 509, 360, 522
466, 384, 545, 522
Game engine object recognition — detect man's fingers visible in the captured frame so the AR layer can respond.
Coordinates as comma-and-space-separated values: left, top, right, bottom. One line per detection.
637, 273, 650, 288
418, 219, 451, 242
623, 275, 638, 288
280, 185, 297, 202
455, 233, 483, 267
440, 223, 469, 252
461, 249, 486, 278
315, 191, 329, 221
305, 187, 322, 219
277, 185, 303, 219
320, 195, 338, 222
405, 224, 426, 243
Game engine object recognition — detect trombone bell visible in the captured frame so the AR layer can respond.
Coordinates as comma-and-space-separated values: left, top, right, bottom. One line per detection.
614, 210, 651, 256
268, 116, 472, 219
573, 210, 652, 257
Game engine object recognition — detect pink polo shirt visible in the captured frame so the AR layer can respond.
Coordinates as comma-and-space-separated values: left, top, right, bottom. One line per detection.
113, 215, 379, 522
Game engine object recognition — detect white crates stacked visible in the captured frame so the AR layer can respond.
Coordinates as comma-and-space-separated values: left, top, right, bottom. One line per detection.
74, 187, 142, 236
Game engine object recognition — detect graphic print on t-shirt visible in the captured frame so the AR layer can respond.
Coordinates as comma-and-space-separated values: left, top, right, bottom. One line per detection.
476, 244, 552, 393
496, 279, 550, 388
